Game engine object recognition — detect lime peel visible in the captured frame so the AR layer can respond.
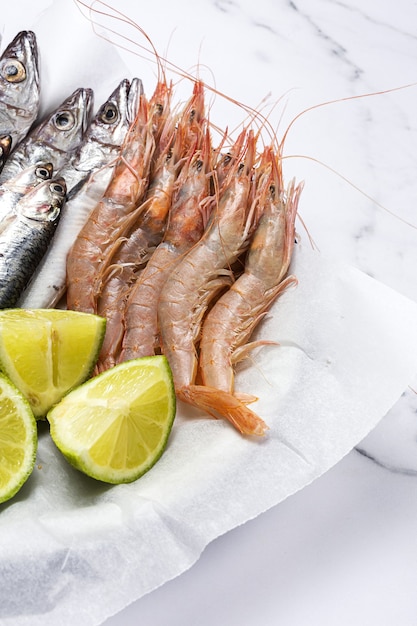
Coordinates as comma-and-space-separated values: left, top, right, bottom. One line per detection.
47, 355, 176, 484
0, 373, 37, 504
0, 309, 106, 418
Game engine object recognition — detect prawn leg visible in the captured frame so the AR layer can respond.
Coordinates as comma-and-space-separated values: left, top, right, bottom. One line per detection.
119, 122, 213, 362
66, 94, 154, 313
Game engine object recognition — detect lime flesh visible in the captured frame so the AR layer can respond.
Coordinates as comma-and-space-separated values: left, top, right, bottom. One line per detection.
48, 356, 176, 484
0, 309, 106, 418
0, 373, 37, 504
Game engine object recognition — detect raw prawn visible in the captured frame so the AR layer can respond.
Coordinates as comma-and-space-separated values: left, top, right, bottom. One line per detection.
148, 78, 174, 161
65, 93, 155, 313
119, 124, 214, 362
198, 146, 302, 397
95, 125, 180, 371
157, 129, 271, 435
95, 80, 207, 371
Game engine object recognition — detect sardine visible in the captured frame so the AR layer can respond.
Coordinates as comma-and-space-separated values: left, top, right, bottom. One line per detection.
0, 162, 53, 227
0, 87, 93, 184
19, 78, 143, 309
0, 31, 40, 147
0, 177, 66, 308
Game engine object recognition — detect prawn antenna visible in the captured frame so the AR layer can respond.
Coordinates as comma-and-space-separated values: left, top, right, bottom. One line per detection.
283, 153, 417, 231
74, 0, 417, 233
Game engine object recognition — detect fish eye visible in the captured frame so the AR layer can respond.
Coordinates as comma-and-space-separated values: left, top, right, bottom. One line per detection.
54, 110, 75, 130
1, 59, 26, 83
35, 166, 52, 180
50, 182, 65, 196
100, 102, 119, 124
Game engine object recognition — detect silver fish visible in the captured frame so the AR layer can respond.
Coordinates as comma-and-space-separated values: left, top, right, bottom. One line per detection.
59, 77, 143, 197
0, 87, 93, 184
0, 162, 53, 227
0, 31, 40, 147
19, 78, 143, 309
0, 177, 66, 308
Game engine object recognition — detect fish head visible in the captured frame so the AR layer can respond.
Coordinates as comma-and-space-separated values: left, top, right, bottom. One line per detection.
1, 161, 54, 197
33, 87, 94, 153
85, 77, 143, 148
0, 31, 40, 131
17, 176, 66, 222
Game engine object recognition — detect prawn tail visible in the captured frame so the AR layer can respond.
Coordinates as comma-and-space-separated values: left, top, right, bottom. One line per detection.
178, 384, 269, 437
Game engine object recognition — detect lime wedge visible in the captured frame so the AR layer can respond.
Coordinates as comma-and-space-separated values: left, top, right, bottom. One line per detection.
0, 309, 106, 418
47, 356, 176, 484
0, 373, 37, 504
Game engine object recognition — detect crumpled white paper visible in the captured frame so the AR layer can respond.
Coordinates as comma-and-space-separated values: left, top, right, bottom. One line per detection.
1, 243, 417, 626
2, 2, 417, 625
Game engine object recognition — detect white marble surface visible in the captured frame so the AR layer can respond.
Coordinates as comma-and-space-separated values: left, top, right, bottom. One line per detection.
2, 0, 417, 624
102, 0, 417, 623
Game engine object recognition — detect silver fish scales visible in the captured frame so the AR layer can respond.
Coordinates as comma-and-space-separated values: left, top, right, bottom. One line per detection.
19, 78, 143, 309
0, 162, 53, 227
0, 177, 66, 308
0, 31, 40, 147
0, 87, 93, 184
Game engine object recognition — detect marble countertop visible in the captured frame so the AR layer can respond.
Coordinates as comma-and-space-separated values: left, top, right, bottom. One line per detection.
105, 0, 417, 623
2, 1, 417, 624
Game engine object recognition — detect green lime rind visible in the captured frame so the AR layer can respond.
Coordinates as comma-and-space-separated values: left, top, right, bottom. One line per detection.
0, 309, 106, 419
0, 373, 37, 505
47, 356, 176, 485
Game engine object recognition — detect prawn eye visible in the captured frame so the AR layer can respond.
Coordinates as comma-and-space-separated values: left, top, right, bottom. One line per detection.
155, 103, 164, 116
1, 59, 26, 83
100, 102, 118, 124
269, 184, 276, 199
35, 165, 52, 181
195, 159, 203, 172
54, 110, 75, 130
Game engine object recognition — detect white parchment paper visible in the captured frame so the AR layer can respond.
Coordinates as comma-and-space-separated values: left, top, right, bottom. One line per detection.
1, 2, 417, 624
1, 242, 417, 626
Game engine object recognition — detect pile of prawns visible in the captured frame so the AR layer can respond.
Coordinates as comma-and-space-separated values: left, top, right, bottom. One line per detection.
65, 72, 303, 437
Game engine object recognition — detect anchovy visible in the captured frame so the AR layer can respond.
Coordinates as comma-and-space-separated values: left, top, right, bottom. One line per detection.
0, 162, 53, 226
0, 87, 93, 184
59, 77, 143, 197
19, 78, 143, 309
0, 177, 66, 308
0, 31, 40, 147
